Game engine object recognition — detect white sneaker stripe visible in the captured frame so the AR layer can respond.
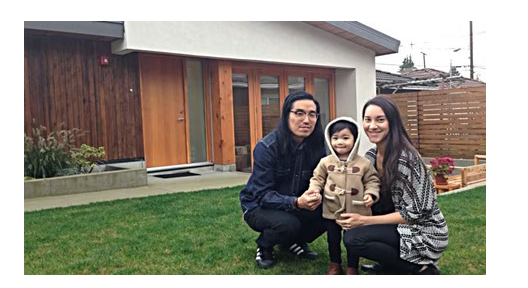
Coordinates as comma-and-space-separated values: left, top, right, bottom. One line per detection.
256, 248, 262, 261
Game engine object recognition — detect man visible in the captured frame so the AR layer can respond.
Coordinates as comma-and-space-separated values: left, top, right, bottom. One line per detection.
239, 91, 327, 269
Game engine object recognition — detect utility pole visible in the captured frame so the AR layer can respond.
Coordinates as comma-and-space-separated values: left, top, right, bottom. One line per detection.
470, 21, 474, 79
450, 48, 461, 88
421, 52, 427, 69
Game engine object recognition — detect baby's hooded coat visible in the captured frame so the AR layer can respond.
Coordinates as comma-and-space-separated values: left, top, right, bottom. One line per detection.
309, 117, 380, 220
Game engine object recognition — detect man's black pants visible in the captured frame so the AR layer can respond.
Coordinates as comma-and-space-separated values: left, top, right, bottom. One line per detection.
243, 206, 325, 249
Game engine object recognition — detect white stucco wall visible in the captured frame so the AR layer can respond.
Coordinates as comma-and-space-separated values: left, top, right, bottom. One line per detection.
112, 21, 379, 155
335, 68, 376, 155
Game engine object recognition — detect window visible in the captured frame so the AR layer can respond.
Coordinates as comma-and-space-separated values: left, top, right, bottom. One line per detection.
230, 62, 335, 172
260, 74, 280, 137
314, 77, 330, 129
186, 60, 207, 163
232, 73, 252, 172
288, 76, 305, 94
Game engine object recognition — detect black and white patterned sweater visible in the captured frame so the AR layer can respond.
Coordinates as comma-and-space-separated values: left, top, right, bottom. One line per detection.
365, 147, 449, 266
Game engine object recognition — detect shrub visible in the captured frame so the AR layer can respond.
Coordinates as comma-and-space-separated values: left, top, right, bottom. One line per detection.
72, 144, 105, 173
24, 123, 84, 179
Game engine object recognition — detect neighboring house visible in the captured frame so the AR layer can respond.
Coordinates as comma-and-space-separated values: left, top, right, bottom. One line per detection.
24, 21, 400, 172
377, 68, 486, 94
376, 70, 438, 94
401, 68, 486, 90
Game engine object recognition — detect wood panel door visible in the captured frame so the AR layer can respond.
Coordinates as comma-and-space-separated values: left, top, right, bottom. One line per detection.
139, 54, 188, 168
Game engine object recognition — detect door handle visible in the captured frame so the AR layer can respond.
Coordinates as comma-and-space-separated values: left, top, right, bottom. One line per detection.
178, 117, 185, 121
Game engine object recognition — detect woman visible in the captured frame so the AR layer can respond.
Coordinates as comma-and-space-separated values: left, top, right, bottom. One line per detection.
336, 96, 448, 275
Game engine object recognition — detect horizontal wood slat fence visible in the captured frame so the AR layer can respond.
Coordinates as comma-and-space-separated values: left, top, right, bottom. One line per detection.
380, 87, 486, 159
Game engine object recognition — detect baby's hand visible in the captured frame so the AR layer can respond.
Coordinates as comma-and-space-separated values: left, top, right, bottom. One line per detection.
364, 194, 374, 208
307, 188, 321, 197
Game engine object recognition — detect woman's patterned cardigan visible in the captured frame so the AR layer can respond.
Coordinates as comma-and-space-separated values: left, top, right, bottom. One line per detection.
365, 147, 449, 266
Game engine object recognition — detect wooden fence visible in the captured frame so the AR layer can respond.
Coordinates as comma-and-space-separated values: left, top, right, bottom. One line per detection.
380, 87, 486, 159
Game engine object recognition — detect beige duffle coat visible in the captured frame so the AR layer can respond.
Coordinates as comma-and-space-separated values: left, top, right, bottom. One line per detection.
309, 117, 380, 220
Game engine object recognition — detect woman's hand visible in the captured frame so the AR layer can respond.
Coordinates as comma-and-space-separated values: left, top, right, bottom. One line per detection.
337, 212, 408, 228
335, 213, 366, 229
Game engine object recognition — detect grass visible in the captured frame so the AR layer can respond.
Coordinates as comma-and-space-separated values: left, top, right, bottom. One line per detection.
434, 186, 486, 274
24, 185, 485, 275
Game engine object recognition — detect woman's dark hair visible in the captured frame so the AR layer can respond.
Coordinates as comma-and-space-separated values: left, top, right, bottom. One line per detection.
362, 96, 420, 189
275, 91, 325, 157
329, 121, 358, 141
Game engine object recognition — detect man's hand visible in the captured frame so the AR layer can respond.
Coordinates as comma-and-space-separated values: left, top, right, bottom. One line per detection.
296, 189, 322, 211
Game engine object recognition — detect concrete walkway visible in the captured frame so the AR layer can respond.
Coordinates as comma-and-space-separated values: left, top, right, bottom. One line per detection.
24, 171, 250, 212
24, 170, 485, 212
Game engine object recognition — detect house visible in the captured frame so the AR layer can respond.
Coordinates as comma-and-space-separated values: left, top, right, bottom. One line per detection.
376, 70, 438, 94
24, 21, 400, 172
376, 68, 485, 94
401, 68, 486, 90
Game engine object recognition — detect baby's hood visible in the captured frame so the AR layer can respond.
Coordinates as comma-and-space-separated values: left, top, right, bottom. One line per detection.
325, 116, 361, 163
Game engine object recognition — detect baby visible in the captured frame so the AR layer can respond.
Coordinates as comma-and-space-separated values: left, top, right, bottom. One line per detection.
308, 117, 380, 275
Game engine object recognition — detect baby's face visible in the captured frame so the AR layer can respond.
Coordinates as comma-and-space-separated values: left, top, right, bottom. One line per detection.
331, 128, 355, 159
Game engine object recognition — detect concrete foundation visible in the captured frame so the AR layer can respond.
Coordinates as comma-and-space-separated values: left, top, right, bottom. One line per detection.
214, 164, 236, 172
24, 168, 147, 199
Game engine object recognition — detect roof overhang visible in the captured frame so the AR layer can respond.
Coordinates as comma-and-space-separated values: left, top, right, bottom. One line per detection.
24, 21, 399, 56
305, 21, 400, 56
24, 21, 124, 40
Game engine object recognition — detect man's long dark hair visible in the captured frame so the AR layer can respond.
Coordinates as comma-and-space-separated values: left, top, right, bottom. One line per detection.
275, 91, 325, 158
362, 96, 421, 190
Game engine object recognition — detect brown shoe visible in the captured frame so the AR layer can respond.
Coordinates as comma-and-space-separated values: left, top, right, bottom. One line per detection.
346, 267, 359, 275
326, 262, 343, 275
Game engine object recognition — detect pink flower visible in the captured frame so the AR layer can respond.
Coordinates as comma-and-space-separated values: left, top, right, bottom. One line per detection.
429, 157, 455, 177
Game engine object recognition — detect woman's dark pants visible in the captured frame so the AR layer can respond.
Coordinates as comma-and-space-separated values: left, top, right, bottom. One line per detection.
343, 224, 422, 274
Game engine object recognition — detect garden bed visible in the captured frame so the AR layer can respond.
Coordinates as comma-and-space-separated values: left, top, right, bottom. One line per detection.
24, 166, 147, 199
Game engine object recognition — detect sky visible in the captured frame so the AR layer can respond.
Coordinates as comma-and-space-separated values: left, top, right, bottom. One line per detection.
362, 21, 486, 82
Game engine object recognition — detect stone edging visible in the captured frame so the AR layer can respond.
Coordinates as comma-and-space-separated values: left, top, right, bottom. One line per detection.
436, 182, 486, 197
24, 168, 147, 199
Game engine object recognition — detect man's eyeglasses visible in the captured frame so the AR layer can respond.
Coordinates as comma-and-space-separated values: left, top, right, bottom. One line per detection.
289, 110, 319, 120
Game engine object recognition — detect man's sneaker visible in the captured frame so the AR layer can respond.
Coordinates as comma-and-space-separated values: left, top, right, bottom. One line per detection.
255, 246, 275, 269
285, 243, 318, 260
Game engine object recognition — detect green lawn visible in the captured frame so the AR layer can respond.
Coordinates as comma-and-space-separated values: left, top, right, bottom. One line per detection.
24, 185, 485, 275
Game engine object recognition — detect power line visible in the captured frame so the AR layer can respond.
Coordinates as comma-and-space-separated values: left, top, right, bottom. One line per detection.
376, 63, 401, 66
377, 63, 486, 70
376, 63, 486, 71
398, 31, 486, 44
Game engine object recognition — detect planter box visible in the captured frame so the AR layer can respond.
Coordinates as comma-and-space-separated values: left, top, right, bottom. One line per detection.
24, 167, 147, 199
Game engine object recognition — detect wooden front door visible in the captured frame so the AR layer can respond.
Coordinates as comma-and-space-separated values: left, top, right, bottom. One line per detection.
139, 54, 188, 168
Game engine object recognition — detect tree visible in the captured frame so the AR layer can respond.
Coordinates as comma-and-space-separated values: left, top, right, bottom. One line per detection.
450, 66, 460, 76
399, 55, 416, 72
